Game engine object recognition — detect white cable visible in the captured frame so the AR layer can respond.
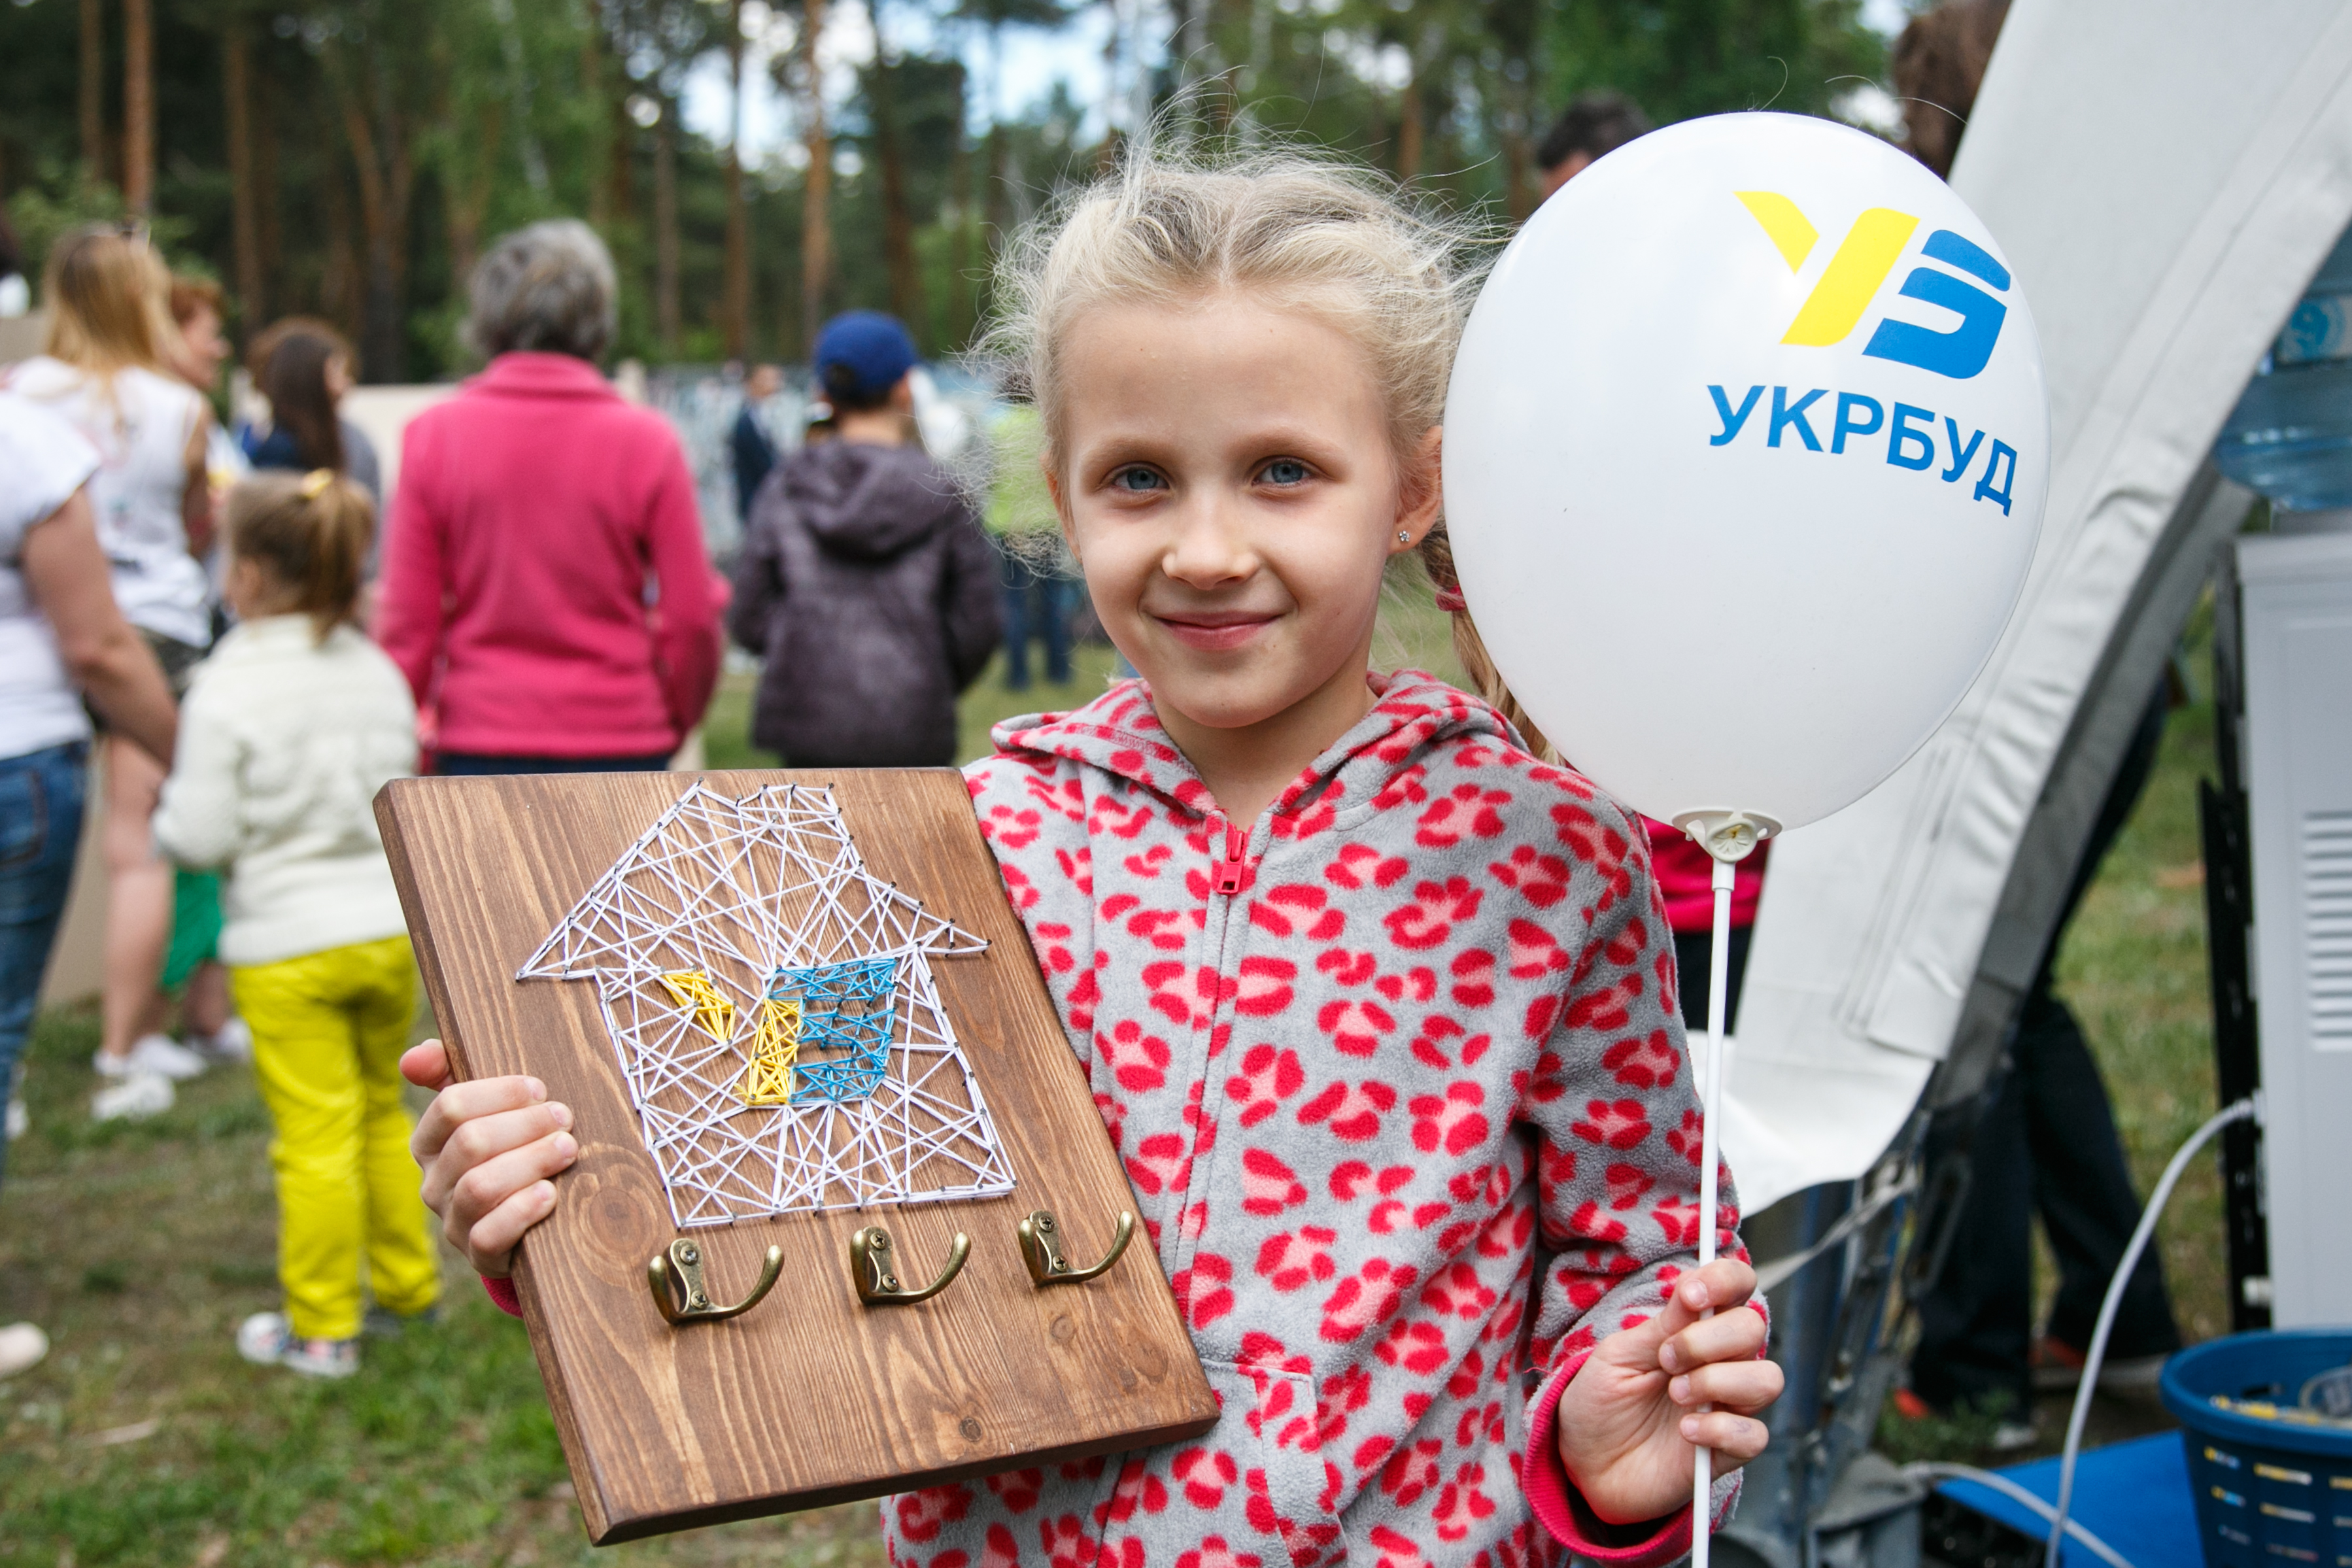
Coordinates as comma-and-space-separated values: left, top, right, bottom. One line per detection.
1752, 1169, 1918, 1293
2043, 1097, 2257, 1563
1903, 1462, 2136, 1568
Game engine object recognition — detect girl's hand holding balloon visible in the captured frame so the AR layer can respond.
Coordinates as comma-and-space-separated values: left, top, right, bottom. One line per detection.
400, 1039, 578, 1277
1553, 1259, 1781, 1526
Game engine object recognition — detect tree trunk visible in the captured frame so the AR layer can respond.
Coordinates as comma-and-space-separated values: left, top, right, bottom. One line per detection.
800, 0, 832, 357
872, 54, 925, 343
122, 0, 153, 211
723, 0, 750, 359
985, 122, 1010, 241
79, 0, 105, 179
1493, 0, 1539, 222
445, 101, 504, 289
321, 165, 360, 340
949, 123, 975, 350
1395, 70, 1423, 184
223, 22, 265, 326
609, 86, 636, 238
655, 97, 681, 355
254, 78, 282, 309
584, 27, 610, 231
332, 50, 413, 381
487, 0, 549, 194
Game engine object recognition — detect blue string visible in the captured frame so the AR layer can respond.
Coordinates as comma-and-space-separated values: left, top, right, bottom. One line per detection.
769, 958, 897, 1103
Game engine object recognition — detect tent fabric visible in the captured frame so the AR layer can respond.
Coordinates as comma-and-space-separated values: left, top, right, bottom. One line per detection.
1722, 0, 2352, 1213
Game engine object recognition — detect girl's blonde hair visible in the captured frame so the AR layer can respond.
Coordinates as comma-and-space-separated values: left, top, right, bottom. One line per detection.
43, 225, 178, 381
985, 141, 1554, 760
224, 470, 375, 643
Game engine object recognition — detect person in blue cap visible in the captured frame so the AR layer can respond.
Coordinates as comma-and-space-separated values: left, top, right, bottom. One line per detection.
727, 311, 1001, 766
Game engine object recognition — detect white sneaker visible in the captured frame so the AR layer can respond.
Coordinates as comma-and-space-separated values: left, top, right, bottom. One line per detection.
92, 1072, 175, 1121
5, 1098, 24, 1142
237, 1312, 358, 1378
94, 1033, 208, 1083
0, 1321, 48, 1380
186, 1017, 252, 1064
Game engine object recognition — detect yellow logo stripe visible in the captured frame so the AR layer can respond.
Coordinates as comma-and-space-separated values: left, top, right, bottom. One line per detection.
1781, 207, 1919, 347
1735, 192, 1818, 272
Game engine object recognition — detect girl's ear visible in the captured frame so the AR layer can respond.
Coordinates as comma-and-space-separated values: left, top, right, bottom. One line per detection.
1392, 424, 1444, 551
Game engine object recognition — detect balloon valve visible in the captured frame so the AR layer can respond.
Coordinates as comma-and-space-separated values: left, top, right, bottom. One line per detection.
1671, 809, 1781, 865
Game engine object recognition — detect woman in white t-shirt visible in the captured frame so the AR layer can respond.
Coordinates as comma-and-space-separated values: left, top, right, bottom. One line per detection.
3, 226, 219, 1117
0, 389, 177, 1377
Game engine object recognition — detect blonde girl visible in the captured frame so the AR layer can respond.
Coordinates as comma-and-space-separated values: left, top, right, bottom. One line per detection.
154, 471, 439, 1378
5, 225, 219, 1119
403, 147, 1779, 1564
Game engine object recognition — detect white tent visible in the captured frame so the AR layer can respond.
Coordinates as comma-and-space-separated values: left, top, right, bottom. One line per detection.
1722, 0, 2352, 1214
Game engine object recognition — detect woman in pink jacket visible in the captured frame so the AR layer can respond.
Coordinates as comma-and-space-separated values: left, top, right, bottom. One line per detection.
375, 221, 719, 774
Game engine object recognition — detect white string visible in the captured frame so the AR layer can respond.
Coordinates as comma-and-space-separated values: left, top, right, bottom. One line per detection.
519, 782, 1015, 1230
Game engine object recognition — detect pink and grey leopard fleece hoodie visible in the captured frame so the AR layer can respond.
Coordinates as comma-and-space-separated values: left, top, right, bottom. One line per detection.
883, 670, 1757, 1568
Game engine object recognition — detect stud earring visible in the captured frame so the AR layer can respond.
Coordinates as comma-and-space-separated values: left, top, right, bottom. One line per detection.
1397, 530, 1412, 543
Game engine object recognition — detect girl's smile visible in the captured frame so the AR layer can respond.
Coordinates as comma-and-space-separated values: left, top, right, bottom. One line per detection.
1146, 604, 1284, 651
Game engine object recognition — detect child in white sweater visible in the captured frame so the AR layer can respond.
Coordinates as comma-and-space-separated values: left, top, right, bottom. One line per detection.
154, 469, 437, 1378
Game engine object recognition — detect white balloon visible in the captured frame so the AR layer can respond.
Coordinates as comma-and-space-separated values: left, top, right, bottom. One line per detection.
1444, 112, 2046, 834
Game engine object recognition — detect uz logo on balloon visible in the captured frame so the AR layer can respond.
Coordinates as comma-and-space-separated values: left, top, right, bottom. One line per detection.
1735, 192, 2009, 379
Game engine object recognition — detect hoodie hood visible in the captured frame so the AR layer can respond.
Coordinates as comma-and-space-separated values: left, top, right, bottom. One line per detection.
991, 668, 1523, 838
779, 439, 966, 562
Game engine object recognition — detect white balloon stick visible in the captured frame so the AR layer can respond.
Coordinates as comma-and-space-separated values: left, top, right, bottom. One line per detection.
1675, 810, 1761, 1568
1691, 850, 1733, 1568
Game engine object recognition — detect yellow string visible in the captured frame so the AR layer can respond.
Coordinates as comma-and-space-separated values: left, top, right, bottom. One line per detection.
738, 998, 801, 1106
658, 971, 734, 1042
658, 970, 802, 1106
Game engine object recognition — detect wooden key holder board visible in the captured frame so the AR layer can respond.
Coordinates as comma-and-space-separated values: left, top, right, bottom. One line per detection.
377, 769, 1217, 1543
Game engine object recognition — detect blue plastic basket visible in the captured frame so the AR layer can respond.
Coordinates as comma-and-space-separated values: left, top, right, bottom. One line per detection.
2161, 1329, 2352, 1567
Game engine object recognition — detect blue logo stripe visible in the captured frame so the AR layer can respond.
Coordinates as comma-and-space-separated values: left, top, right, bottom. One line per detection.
1921, 228, 2010, 292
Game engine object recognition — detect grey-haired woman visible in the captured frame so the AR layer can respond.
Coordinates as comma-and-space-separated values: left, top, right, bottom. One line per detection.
375, 220, 721, 774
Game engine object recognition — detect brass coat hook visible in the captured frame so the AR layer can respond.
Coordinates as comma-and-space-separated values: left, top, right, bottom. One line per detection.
648, 1237, 784, 1325
850, 1225, 970, 1305
1017, 1209, 1135, 1286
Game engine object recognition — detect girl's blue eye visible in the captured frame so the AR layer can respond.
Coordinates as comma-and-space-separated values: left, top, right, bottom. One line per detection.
1261, 458, 1310, 486
1111, 466, 1165, 493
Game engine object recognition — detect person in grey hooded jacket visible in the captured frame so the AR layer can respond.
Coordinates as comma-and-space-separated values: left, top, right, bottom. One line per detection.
728, 312, 1000, 767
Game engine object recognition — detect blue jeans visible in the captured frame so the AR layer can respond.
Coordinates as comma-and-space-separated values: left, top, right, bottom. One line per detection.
998, 543, 1073, 689
0, 742, 89, 1189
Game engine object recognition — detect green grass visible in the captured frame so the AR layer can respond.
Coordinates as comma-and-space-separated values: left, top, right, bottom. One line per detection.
2, 581, 2215, 1554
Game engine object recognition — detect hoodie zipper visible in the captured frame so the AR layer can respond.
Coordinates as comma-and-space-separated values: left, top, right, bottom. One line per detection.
1163, 814, 1253, 1286
1212, 819, 1254, 898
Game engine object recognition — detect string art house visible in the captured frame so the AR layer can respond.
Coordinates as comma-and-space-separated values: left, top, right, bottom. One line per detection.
519, 781, 1016, 1230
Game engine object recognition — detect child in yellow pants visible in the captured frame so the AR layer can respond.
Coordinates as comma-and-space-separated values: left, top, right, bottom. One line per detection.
233, 934, 439, 1347
154, 471, 438, 1376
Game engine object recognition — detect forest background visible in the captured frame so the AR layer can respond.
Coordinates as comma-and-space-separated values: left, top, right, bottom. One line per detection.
0, 0, 1890, 381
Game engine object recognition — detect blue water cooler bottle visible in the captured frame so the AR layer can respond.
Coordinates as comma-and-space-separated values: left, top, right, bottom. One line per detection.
2215, 223, 2352, 519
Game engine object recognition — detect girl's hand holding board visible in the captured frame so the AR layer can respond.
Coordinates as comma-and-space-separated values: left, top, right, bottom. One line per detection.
400, 1040, 572, 1278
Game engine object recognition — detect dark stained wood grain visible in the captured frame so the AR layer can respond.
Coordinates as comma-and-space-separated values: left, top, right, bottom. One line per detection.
376, 769, 1218, 1543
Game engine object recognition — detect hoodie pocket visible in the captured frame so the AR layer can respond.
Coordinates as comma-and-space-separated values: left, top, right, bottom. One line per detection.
1198, 1358, 1346, 1568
